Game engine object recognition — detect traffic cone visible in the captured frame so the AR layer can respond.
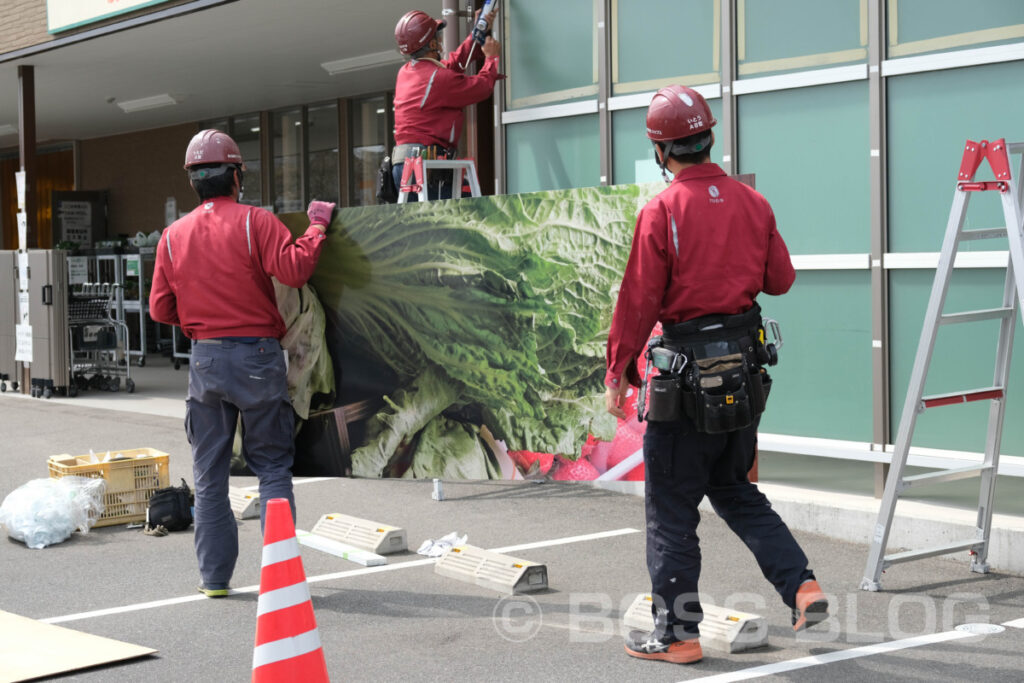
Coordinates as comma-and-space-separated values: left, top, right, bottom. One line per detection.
252, 498, 329, 682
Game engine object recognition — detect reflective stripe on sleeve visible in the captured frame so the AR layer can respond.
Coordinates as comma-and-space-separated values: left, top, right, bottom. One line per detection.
420, 69, 439, 109
246, 209, 253, 256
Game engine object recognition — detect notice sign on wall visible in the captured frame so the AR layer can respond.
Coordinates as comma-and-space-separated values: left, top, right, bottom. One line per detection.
57, 201, 93, 246
47, 0, 174, 33
15, 325, 32, 363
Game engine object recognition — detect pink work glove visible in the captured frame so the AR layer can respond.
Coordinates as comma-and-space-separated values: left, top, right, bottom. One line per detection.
307, 200, 336, 228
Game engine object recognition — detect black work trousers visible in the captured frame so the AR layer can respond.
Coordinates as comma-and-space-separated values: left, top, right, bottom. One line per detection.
643, 414, 814, 639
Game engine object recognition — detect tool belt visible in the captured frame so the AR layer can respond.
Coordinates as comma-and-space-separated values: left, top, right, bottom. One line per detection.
391, 143, 456, 165
640, 303, 776, 434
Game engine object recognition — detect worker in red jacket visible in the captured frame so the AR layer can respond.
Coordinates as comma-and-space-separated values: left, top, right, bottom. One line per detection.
391, 7, 500, 200
150, 129, 334, 598
605, 86, 828, 664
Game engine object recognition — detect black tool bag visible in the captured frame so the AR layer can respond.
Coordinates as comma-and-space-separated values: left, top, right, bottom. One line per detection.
146, 478, 194, 532
375, 155, 399, 204
663, 303, 772, 434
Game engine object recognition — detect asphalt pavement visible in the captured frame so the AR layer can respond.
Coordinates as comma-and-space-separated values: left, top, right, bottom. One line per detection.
2, 394, 1024, 682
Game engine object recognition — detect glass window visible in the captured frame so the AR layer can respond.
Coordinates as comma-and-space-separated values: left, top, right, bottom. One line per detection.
889, 269, 1024, 454
232, 114, 262, 208
887, 61, 1024, 252
757, 271, 873, 442
738, 0, 866, 78
273, 108, 304, 213
349, 96, 388, 207
504, 0, 597, 109
613, 0, 718, 95
737, 80, 870, 254
308, 103, 339, 205
889, 0, 1024, 57
611, 98, 723, 185
505, 114, 600, 194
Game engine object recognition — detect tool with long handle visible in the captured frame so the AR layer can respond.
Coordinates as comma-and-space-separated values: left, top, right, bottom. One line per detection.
861, 139, 1024, 591
463, 0, 499, 70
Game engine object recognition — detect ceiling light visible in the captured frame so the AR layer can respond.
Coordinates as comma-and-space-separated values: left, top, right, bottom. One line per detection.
116, 93, 178, 113
250, 127, 260, 133
0, 124, 17, 136
321, 50, 403, 76
375, 108, 385, 115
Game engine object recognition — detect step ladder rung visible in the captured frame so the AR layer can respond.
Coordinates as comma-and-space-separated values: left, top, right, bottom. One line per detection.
939, 307, 1014, 325
921, 386, 1004, 409
898, 464, 992, 491
959, 227, 1008, 241
884, 539, 985, 568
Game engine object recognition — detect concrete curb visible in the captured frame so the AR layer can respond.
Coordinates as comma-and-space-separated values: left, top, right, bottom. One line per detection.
592, 480, 1024, 576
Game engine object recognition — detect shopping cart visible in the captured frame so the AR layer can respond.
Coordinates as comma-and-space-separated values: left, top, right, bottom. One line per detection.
67, 283, 134, 394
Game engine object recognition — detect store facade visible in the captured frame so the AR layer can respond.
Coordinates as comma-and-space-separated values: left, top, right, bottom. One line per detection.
3, 1, 1024, 494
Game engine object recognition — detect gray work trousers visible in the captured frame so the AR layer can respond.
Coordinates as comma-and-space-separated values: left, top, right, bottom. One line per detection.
186, 337, 295, 587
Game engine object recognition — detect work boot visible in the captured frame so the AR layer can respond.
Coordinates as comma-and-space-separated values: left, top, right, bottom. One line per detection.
792, 579, 829, 631
623, 629, 702, 664
197, 584, 230, 598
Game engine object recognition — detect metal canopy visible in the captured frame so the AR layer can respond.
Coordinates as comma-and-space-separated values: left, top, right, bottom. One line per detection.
0, 0, 413, 146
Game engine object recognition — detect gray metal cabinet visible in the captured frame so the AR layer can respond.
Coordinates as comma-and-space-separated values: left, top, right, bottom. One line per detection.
0, 251, 18, 391
27, 250, 70, 397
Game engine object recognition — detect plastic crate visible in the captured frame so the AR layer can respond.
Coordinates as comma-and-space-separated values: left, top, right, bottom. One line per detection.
47, 448, 170, 527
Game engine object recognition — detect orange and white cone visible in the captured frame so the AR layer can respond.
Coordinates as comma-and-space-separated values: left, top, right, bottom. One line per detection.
252, 498, 329, 682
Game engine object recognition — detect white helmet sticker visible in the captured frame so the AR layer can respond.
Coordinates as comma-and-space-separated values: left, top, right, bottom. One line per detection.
678, 92, 694, 107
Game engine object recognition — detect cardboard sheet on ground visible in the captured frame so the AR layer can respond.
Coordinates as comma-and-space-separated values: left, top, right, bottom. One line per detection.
0, 610, 156, 682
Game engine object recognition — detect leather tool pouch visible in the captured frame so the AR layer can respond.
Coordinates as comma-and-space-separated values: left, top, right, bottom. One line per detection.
664, 304, 773, 434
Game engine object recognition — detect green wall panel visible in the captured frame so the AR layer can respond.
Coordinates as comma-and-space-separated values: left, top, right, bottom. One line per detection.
757, 271, 873, 441
893, 0, 1024, 45
614, 0, 715, 93
506, 115, 600, 194
887, 61, 1024, 253
738, 81, 870, 254
611, 99, 724, 185
740, 0, 864, 73
505, 0, 595, 108
889, 269, 1024, 455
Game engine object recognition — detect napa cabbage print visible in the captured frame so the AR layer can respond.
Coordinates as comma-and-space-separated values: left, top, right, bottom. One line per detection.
280, 184, 660, 478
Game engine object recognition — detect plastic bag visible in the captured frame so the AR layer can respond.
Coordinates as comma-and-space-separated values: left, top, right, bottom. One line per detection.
416, 531, 467, 557
0, 476, 107, 549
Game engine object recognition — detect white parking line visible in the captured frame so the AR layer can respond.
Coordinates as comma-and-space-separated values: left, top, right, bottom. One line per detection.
1003, 617, 1024, 629
41, 527, 640, 625
686, 630, 979, 682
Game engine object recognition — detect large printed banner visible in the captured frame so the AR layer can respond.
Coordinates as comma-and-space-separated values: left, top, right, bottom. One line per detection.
282, 184, 661, 481
47, 0, 174, 33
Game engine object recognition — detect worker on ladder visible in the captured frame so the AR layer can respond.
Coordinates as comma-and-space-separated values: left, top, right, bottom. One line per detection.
391, 6, 501, 201
604, 86, 829, 665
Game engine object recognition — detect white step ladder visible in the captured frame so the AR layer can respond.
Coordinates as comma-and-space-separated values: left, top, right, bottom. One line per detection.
397, 157, 482, 203
861, 138, 1024, 591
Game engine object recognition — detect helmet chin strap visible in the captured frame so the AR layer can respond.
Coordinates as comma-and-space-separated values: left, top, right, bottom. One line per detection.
654, 142, 671, 183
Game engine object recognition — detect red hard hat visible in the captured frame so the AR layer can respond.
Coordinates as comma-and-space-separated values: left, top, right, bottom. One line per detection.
395, 10, 445, 56
645, 85, 716, 142
183, 129, 244, 169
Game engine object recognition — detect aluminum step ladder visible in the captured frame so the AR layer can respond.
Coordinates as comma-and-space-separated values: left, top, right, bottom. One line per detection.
861, 139, 1024, 591
397, 157, 481, 203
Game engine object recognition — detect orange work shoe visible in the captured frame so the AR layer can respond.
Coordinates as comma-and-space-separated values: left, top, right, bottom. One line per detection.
624, 629, 703, 664
792, 579, 829, 632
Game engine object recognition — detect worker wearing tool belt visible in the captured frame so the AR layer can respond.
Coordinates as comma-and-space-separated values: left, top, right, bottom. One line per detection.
150, 129, 335, 598
391, 7, 501, 200
604, 86, 828, 665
